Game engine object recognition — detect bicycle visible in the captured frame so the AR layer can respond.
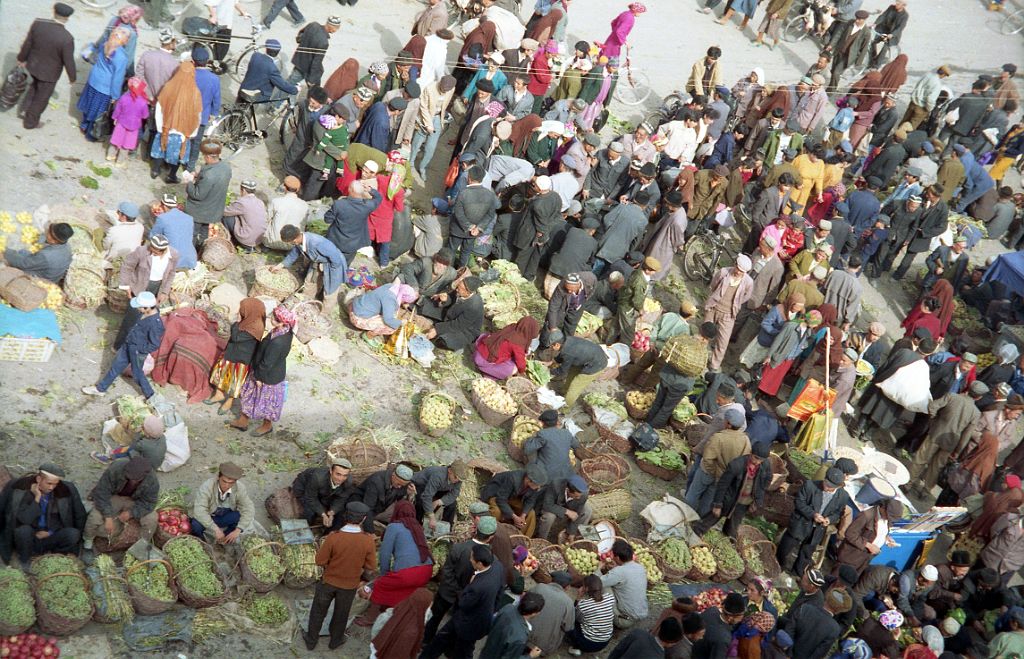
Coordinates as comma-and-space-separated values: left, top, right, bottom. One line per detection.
613, 48, 653, 107
205, 92, 296, 157
1000, 6, 1024, 34
782, 0, 834, 45
842, 30, 902, 81
680, 215, 742, 282
178, 15, 265, 84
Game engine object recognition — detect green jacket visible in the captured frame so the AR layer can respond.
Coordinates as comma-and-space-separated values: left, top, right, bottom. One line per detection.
618, 269, 647, 313
578, 70, 618, 106
760, 130, 805, 169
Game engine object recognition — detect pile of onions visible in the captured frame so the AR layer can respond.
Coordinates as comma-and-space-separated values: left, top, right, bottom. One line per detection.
1, 634, 60, 658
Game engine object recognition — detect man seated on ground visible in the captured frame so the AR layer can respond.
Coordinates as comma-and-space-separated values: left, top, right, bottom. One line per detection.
397, 247, 457, 319
221, 180, 268, 253
82, 456, 158, 562
412, 460, 467, 532
536, 475, 591, 543
103, 201, 145, 259
480, 463, 549, 538
289, 459, 357, 531
357, 463, 415, 531
189, 462, 255, 544
424, 275, 485, 350
0, 463, 86, 570
91, 414, 168, 467
2, 222, 74, 283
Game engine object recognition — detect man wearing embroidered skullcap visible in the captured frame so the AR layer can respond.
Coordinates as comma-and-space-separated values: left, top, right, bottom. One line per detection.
703, 255, 754, 370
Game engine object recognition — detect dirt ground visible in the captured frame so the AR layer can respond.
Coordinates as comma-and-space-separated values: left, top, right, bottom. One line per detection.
0, 0, 1020, 656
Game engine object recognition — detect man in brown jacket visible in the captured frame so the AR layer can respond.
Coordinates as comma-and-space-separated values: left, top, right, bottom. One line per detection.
16, 3, 77, 130
685, 407, 750, 516
909, 381, 986, 497
119, 236, 180, 305
305, 501, 378, 651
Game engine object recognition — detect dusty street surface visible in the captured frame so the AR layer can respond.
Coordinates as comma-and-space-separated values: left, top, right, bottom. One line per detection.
0, 0, 1019, 656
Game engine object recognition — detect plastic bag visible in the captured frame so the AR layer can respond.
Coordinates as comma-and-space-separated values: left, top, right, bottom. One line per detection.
409, 333, 436, 367
787, 379, 836, 422
383, 318, 416, 359
535, 386, 565, 410
158, 422, 190, 472
122, 609, 195, 652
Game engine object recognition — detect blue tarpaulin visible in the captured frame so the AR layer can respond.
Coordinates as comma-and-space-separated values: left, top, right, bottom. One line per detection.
982, 252, 1024, 298
0, 303, 61, 343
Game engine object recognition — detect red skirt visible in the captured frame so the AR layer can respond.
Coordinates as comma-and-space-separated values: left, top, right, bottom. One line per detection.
758, 358, 794, 397
369, 563, 433, 607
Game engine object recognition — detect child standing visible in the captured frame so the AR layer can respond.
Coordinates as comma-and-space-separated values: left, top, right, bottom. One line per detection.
314, 114, 349, 180
107, 77, 150, 165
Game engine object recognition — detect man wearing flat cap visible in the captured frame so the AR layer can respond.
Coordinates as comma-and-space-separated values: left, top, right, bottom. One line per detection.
221, 180, 268, 251
103, 201, 145, 260
594, 190, 650, 276
537, 475, 592, 542
118, 234, 180, 309
524, 410, 583, 486
185, 140, 233, 247
16, 3, 76, 130
3, 222, 74, 284
686, 406, 751, 517
304, 501, 377, 651
777, 467, 850, 577
412, 461, 467, 531
292, 17, 340, 88
424, 275, 485, 350
703, 256, 754, 371
150, 193, 199, 270
287, 460, 357, 530
827, 9, 872, 90
83, 456, 159, 562
543, 271, 598, 348
910, 379, 984, 498
356, 464, 415, 531
782, 586, 849, 658
0, 463, 85, 568
480, 463, 550, 536
189, 462, 255, 544
237, 39, 298, 103
694, 442, 771, 538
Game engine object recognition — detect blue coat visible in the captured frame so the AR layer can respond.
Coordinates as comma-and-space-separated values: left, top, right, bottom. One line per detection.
324, 190, 382, 256
351, 285, 402, 329
847, 189, 881, 234
194, 68, 222, 125
281, 233, 347, 294
125, 313, 165, 356
238, 52, 297, 102
87, 47, 128, 98
353, 102, 393, 153
706, 133, 736, 168
150, 208, 198, 269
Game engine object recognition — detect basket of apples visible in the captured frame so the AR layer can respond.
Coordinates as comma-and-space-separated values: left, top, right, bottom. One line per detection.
154, 506, 193, 548
1, 633, 61, 658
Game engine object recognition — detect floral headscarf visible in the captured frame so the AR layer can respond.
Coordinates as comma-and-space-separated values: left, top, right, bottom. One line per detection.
753, 576, 773, 594
747, 611, 775, 633
629, 2, 647, 12
272, 305, 297, 329
879, 609, 905, 630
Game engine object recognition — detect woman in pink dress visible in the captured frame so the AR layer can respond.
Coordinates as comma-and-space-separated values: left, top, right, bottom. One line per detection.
107, 77, 149, 165
600, 3, 647, 58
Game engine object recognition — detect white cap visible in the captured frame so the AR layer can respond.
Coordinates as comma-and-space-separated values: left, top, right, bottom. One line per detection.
735, 254, 752, 272
486, 51, 505, 65
362, 160, 380, 173
920, 565, 938, 581
535, 175, 552, 191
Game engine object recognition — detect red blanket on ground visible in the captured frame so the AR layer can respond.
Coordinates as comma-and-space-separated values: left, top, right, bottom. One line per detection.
151, 308, 225, 403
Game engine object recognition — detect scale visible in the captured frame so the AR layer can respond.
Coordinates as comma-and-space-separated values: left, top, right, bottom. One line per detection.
280, 519, 315, 545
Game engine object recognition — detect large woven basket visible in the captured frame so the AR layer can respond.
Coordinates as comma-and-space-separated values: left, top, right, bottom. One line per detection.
761, 490, 795, 527
624, 389, 655, 421
629, 537, 669, 588
106, 286, 131, 313
164, 536, 227, 609
201, 236, 236, 271
588, 489, 633, 521
735, 524, 770, 552
534, 544, 568, 583
281, 540, 322, 589
34, 570, 94, 636
152, 505, 190, 548
593, 416, 633, 453
125, 558, 178, 615
0, 570, 35, 635
581, 454, 630, 494
252, 265, 300, 300
293, 299, 333, 344
740, 540, 782, 583
635, 454, 683, 481
418, 391, 460, 438
93, 519, 142, 554
2, 274, 46, 311
471, 386, 517, 427
686, 545, 717, 581
564, 539, 600, 581
655, 539, 691, 582
326, 437, 390, 484
239, 539, 286, 593
505, 376, 546, 419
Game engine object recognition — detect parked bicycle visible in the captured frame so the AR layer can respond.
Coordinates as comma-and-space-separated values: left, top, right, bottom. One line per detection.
1000, 6, 1024, 34
205, 92, 296, 156
178, 15, 265, 83
680, 213, 743, 282
613, 48, 653, 107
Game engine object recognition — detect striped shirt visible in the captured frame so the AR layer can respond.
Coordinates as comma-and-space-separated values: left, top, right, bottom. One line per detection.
576, 593, 616, 642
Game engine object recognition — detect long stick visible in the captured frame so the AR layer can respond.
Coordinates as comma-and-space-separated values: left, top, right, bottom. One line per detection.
824, 328, 833, 455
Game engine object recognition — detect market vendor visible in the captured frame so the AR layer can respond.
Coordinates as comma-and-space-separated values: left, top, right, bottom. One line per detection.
480, 463, 549, 537
524, 410, 583, 484
118, 234, 179, 311
2, 221, 73, 283
543, 272, 598, 350
291, 459, 358, 530
221, 180, 268, 253
645, 322, 717, 429
474, 316, 540, 380
425, 275, 484, 350
357, 463, 416, 531
411, 460, 467, 531
835, 498, 903, 576
82, 455, 159, 562
597, 538, 649, 630
276, 225, 348, 315
349, 280, 418, 336
189, 461, 255, 544
90, 413, 167, 468
0, 463, 86, 567
535, 474, 590, 542
546, 331, 609, 407
397, 247, 457, 317
102, 201, 145, 259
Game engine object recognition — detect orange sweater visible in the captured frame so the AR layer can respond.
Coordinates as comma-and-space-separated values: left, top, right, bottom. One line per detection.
315, 527, 378, 589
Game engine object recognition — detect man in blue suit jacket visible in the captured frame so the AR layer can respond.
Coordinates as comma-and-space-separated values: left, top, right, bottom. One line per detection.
420, 540, 506, 659
237, 39, 297, 102
275, 225, 348, 313
324, 181, 382, 263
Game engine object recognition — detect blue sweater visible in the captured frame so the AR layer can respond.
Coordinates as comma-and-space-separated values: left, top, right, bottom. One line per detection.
124, 313, 165, 355
378, 522, 431, 574
194, 68, 222, 125
87, 47, 128, 99
150, 209, 198, 269
351, 285, 402, 329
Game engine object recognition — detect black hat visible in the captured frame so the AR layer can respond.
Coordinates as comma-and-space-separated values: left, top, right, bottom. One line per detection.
346, 501, 371, 515
912, 326, 933, 341
539, 409, 559, 425
699, 321, 718, 340
682, 612, 705, 634
824, 467, 845, 487
834, 457, 858, 475
723, 592, 746, 615
462, 276, 482, 292
950, 551, 972, 567
1003, 63, 1018, 75
388, 97, 408, 111
665, 190, 684, 206
838, 563, 859, 587
50, 222, 74, 244
639, 162, 657, 177
978, 568, 1000, 587
658, 618, 683, 643
574, 40, 590, 53
405, 81, 421, 99
476, 78, 495, 93
770, 108, 785, 118
752, 443, 770, 458
626, 250, 645, 264
582, 216, 600, 230
54, 2, 74, 17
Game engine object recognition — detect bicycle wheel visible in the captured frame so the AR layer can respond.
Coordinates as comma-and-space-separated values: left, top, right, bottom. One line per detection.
206, 110, 255, 155
681, 234, 718, 282
783, 16, 809, 42
614, 68, 652, 107
231, 46, 258, 84
1000, 8, 1024, 35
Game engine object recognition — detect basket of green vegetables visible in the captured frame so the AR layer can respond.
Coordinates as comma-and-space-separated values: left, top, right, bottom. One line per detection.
124, 555, 177, 615
31, 555, 94, 636
0, 567, 35, 634
704, 530, 745, 583
280, 535, 321, 590
243, 593, 291, 626
238, 536, 286, 593
163, 536, 227, 608
634, 446, 687, 481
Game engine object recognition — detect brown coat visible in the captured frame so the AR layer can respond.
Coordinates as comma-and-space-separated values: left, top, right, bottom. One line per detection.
17, 18, 76, 83
836, 505, 885, 574
686, 58, 721, 99
119, 245, 180, 297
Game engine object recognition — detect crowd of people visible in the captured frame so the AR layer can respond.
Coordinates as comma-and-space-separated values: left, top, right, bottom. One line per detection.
3, 0, 1024, 656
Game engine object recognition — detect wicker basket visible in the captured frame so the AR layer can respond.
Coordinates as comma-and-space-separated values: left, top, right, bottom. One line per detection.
589, 490, 633, 521
281, 540, 322, 589
686, 546, 717, 581
635, 455, 682, 481
593, 417, 633, 453
106, 286, 130, 313
92, 518, 142, 554
581, 454, 631, 494
0, 571, 35, 635
201, 236, 236, 271
655, 540, 691, 582
418, 391, 460, 438
576, 433, 611, 460
624, 389, 655, 421
326, 437, 390, 484
761, 490, 795, 526
125, 559, 178, 615
740, 540, 782, 583
164, 536, 227, 609
735, 525, 770, 553
152, 506, 190, 548
252, 265, 300, 300
471, 386, 517, 427
506, 376, 546, 419
534, 544, 568, 579
239, 539, 285, 593
564, 539, 600, 581
34, 570, 94, 636
293, 299, 333, 344
629, 537, 669, 587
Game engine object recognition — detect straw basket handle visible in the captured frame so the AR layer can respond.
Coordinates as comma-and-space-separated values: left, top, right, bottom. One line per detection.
126, 558, 175, 580
168, 538, 218, 579
294, 299, 324, 317
234, 539, 285, 573
36, 571, 90, 591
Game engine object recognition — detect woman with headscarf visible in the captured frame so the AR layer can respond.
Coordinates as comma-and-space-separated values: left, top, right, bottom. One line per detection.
836, 498, 903, 575
149, 62, 202, 184
978, 343, 1021, 390
206, 298, 266, 415
356, 500, 434, 628
463, 52, 508, 102
939, 431, 1000, 504
368, 587, 433, 658
359, 61, 391, 103
578, 56, 619, 130
847, 71, 884, 112
758, 310, 820, 397
551, 41, 592, 102
789, 302, 843, 403
230, 305, 294, 437
900, 295, 943, 341
365, 151, 407, 268
805, 167, 847, 223
474, 315, 540, 379
877, 54, 909, 96
107, 77, 149, 164
350, 280, 419, 336
78, 26, 130, 140
324, 58, 361, 102
91, 6, 142, 77
600, 2, 646, 58
736, 611, 776, 658
459, 18, 498, 64
848, 96, 882, 150
508, 113, 543, 157
746, 577, 779, 618
969, 474, 1024, 542
731, 68, 765, 126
